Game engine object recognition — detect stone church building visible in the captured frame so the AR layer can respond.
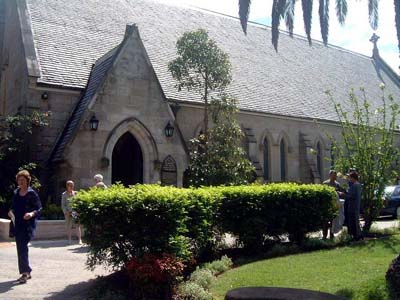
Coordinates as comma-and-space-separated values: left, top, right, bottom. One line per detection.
1, 0, 400, 199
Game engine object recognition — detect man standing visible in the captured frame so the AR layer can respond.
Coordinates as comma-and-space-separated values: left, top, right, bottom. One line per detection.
342, 171, 363, 241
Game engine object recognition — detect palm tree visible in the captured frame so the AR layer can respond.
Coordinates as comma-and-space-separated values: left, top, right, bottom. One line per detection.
239, 0, 400, 54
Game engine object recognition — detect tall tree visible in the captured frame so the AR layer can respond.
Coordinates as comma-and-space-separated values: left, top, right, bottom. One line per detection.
238, 0, 399, 53
168, 29, 232, 138
325, 85, 400, 233
185, 95, 256, 187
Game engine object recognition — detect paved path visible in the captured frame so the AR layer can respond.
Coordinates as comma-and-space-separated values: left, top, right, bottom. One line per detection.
0, 240, 109, 300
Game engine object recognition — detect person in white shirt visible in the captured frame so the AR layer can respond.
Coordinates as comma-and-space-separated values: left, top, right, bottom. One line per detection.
61, 180, 82, 244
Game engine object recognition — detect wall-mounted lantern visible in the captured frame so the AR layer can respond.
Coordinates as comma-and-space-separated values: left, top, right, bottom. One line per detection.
164, 121, 174, 138
89, 115, 99, 131
41, 91, 49, 100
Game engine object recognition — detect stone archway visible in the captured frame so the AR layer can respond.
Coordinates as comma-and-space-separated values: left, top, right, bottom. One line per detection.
112, 132, 143, 186
103, 117, 159, 184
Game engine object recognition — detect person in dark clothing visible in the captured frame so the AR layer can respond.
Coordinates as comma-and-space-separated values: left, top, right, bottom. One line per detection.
342, 171, 362, 241
8, 170, 42, 284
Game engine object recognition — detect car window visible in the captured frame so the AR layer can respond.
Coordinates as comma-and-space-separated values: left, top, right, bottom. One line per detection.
393, 187, 400, 196
385, 186, 396, 195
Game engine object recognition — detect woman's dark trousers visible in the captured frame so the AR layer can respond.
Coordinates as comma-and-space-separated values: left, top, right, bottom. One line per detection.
15, 233, 32, 274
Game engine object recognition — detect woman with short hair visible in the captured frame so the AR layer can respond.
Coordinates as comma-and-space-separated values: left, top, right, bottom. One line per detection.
8, 170, 42, 284
61, 180, 82, 244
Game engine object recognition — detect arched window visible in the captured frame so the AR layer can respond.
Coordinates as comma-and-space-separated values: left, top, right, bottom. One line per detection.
317, 142, 323, 177
161, 155, 177, 186
280, 139, 286, 181
263, 138, 270, 181
330, 144, 335, 169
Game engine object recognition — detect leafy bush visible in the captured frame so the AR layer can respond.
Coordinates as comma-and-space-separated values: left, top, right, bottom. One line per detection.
175, 282, 213, 300
175, 256, 233, 300
189, 268, 214, 289
74, 183, 336, 270
41, 203, 64, 220
203, 255, 233, 275
126, 253, 184, 285
386, 254, 400, 300
216, 183, 337, 247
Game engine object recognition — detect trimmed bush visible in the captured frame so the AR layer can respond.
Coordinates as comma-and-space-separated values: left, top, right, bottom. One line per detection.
74, 185, 190, 269
216, 183, 337, 247
74, 183, 336, 269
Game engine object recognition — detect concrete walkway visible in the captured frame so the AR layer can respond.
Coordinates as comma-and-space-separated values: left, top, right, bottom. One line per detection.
0, 240, 109, 300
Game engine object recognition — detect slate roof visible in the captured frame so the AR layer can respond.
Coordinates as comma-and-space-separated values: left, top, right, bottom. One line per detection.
50, 47, 118, 162
26, 0, 400, 124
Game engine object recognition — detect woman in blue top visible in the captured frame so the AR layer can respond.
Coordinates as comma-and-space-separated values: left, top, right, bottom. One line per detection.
8, 170, 42, 284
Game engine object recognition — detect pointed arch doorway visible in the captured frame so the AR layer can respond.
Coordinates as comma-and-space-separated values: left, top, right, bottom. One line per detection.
112, 132, 143, 186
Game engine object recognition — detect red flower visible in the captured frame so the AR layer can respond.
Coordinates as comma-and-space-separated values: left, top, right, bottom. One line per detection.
126, 253, 185, 285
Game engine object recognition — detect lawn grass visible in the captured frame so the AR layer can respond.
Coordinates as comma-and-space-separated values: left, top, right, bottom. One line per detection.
210, 235, 400, 300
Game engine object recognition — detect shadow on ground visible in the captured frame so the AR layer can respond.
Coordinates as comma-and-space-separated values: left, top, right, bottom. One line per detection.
42, 279, 97, 300
0, 280, 19, 294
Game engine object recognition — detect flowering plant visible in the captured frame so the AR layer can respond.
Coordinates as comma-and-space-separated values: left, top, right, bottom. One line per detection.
126, 253, 185, 285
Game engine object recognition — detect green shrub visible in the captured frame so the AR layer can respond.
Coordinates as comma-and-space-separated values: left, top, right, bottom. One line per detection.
74, 185, 190, 269
175, 282, 213, 300
386, 254, 400, 300
203, 255, 233, 275
74, 183, 336, 270
189, 268, 214, 289
216, 183, 337, 248
41, 203, 64, 220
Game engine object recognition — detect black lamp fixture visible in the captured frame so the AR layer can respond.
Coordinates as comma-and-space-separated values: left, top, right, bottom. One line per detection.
164, 121, 174, 137
89, 114, 99, 131
41, 91, 49, 100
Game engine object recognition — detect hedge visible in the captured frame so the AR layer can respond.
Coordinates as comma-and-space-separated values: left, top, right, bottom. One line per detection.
215, 183, 337, 248
73, 183, 337, 269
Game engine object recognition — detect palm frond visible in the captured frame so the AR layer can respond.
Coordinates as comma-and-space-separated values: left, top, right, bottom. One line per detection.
319, 0, 329, 45
368, 0, 379, 30
271, 0, 287, 51
239, 0, 251, 34
285, 0, 296, 37
395, 0, 400, 53
302, 0, 313, 45
335, 0, 347, 25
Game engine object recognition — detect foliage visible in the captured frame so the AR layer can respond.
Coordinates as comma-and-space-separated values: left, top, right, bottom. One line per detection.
0, 111, 49, 217
202, 255, 233, 275
216, 183, 337, 247
189, 268, 214, 290
41, 203, 64, 220
186, 95, 255, 187
386, 254, 400, 300
326, 86, 400, 232
175, 282, 213, 300
126, 253, 184, 287
211, 235, 400, 300
175, 256, 233, 300
74, 183, 336, 271
238, 1, 396, 54
169, 29, 231, 136
73, 184, 222, 270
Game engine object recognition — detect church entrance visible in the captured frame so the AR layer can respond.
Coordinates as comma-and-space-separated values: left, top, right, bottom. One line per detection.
112, 132, 143, 186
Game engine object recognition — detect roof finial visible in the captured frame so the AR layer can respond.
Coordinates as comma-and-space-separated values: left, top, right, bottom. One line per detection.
369, 33, 380, 57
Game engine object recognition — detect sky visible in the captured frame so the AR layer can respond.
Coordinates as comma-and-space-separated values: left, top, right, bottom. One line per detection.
162, 0, 399, 73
